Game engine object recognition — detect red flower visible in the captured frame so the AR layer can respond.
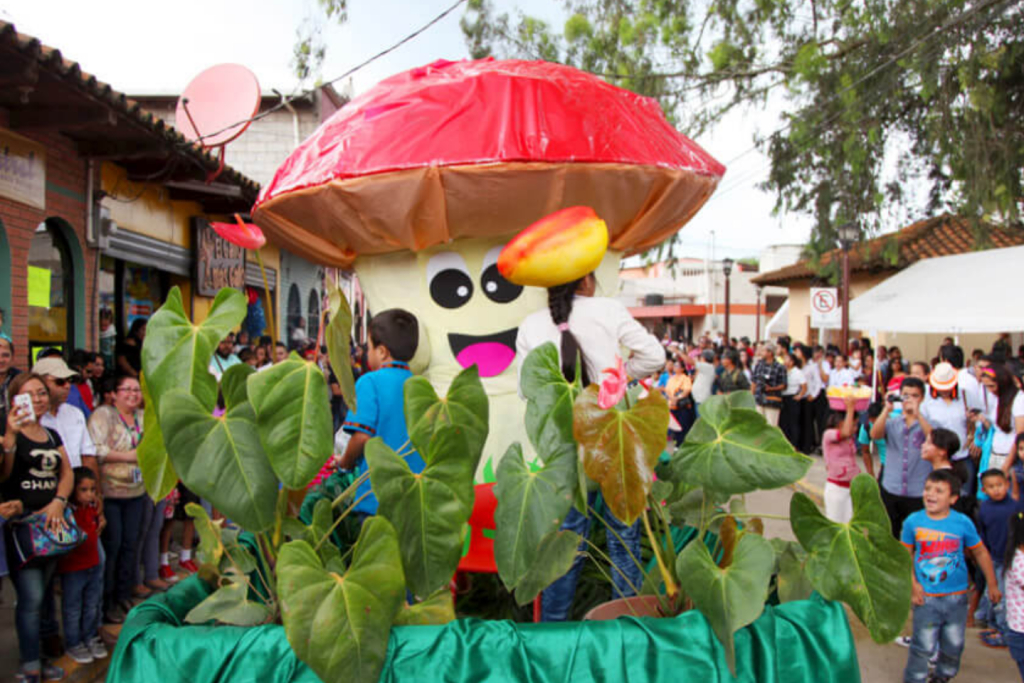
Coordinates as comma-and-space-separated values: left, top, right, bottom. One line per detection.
210, 214, 266, 250
598, 356, 628, 410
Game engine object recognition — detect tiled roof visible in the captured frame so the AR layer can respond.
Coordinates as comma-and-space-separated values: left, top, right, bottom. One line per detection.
751, 214, 1024, 286
0, 21, 259, 203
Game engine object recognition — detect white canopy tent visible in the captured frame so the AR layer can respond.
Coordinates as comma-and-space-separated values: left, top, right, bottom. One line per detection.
823, 245, 1024, 334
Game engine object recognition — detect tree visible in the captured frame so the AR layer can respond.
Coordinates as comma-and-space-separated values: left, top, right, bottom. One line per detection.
460, 0, 1024, 258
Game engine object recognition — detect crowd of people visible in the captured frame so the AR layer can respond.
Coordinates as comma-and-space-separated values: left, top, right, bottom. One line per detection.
0, 317, 366, 683
655, 330, 1024, 681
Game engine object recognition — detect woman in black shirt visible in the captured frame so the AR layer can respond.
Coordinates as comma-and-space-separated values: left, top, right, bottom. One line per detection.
1, 372, 74, 682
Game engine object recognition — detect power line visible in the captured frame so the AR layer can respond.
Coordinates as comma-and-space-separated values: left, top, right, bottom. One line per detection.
187, 0, 467, 147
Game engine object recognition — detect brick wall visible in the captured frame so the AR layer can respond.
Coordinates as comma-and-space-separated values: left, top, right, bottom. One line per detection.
0, 112, 98, 369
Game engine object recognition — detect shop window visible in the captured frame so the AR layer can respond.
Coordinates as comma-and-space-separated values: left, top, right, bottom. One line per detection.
27, 221, 74, 362
307, 289, 320, 344
287, 283, 303, 345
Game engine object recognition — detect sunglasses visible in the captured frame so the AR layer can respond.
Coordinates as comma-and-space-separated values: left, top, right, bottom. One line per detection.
51, 378, 69, 387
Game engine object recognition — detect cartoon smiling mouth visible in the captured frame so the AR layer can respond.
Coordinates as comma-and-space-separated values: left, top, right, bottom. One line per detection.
448, 328, 518, 378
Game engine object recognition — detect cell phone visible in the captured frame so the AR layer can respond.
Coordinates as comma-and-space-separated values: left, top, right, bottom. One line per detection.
887, 395, 902, 404
969, 408, 982, 415
13, 393, 34, 423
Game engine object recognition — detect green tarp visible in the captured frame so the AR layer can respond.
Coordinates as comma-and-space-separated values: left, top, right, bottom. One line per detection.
108, 576, 860, 682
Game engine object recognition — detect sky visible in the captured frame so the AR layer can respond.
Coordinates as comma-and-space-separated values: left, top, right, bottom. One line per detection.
1, 0, 815, 261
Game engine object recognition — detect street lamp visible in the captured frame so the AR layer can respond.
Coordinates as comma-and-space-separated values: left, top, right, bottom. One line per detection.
836, 223, 859, 353
722, 257, 734, 342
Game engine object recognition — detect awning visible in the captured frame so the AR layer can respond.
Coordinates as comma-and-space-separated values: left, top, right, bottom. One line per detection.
823, 245, 1024, 334
764, 300, 789, 340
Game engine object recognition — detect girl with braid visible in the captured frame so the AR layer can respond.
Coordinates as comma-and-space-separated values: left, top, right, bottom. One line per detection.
516, 270, 664, 621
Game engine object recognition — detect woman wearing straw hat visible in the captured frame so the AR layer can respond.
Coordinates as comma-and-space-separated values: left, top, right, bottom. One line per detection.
922, 362, 974, 501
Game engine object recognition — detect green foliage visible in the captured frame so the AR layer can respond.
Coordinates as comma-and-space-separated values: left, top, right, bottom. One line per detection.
393, 590, 457, 626
142, 287, 246, 414
277, 519, 405, 683
158, 391, 278, 533
670, 393, 812, 495
676, 533, 775, 675
771, 539, 814, 603
511, 529, 582, 606
220, 363, 254, 411
521, 343, 581, 465
790, 474, 912, 642
185, 573, 273, 627
365, 426, 477, 597
404, 365, 489, 464
137, 374, 177, 502
493, 443, 575, 593
573, 385, 669, 525
324, 280, 357, 412
459, 0, 1024, 255
248, 356, 334, 490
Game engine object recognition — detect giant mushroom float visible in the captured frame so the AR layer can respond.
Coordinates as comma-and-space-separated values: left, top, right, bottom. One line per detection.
253, 58, 725, 477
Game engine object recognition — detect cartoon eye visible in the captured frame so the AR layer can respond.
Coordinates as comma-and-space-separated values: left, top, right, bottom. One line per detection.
480, 245, 523, 304
427, 252, 474, 309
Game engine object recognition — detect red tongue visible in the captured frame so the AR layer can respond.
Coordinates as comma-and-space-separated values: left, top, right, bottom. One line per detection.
454, 341, 516, 378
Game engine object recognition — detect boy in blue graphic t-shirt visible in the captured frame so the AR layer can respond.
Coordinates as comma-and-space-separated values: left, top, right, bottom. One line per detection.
336, 309, 423, 518
901, 469, 1001, 683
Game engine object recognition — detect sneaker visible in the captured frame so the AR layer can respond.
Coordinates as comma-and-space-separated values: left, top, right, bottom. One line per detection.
895, 635, 912, 648
88, 636, 109, 659
41, 663, 64, 681
927, 675, 949, 683
132, 584, 153, 599
15, 669, 40, 683
179, 559, 199, 573
158, 564, 180, 582
66, 643, 94, 664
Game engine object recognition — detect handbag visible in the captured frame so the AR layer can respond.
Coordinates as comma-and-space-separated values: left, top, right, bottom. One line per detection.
10, 506, 85, 568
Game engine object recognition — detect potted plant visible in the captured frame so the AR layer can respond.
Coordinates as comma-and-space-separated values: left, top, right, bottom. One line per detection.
116, 255, 910, 682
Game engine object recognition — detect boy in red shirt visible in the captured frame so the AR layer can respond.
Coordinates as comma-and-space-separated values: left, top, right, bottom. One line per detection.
59, 467, 108, 663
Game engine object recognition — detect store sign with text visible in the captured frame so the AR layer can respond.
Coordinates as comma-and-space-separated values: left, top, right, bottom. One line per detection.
194, 218, 245, 296
0, 128, 46, 210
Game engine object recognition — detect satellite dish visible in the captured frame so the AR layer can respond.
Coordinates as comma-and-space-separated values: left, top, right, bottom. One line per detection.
176, 64, 260, 147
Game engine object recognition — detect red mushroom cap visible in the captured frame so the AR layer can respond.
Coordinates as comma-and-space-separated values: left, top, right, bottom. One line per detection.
253, 58, 725, 267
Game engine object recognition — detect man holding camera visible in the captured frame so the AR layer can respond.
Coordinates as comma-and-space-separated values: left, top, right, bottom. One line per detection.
870, 376, 933, 538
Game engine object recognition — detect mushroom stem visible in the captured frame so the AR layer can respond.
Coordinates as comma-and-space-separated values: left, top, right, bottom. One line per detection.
254, 247, 278, 345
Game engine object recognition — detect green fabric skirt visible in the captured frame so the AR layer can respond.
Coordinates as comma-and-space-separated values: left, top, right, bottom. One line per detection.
107, 576, 860, 682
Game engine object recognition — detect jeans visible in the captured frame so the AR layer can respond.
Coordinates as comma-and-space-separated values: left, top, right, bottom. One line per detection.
136, 498, 166, 584
61, 564, 103, 648
8, 555, 57, 668
976, 562, 1008, 635
904, 592, 969, 683
1006, 628, 1024, 681
540, 491, 641, 621
102, 494, 146, 607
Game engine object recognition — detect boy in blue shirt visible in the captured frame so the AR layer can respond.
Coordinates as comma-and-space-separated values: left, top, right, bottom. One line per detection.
336, 309, 423, 518
975, 468, 1021, 647
901, 469, 1001, 683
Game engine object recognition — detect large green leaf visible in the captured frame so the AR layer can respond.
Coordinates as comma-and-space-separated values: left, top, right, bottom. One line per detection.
676, 532, 775, 674
277, 518, 405, 683
142, 286, 246, 412
790, 474, 912, 643
159, 390, 278, 532
670, 394, 812, 495
248, 357, 333, 489
137, 374, 177, 502
512, 529, 582, 606
521, 343, 581, 464
772, 539, 814, 603
185, 572, 272, 626
365, 426, 475, 597
573, 386, 669, 525
493, 442, 575, 591
221, 363, 255, 410
404, 365, 489, 464
324, 280, 357, 413
393, 590, 456, 626
186, 502, 224, 567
